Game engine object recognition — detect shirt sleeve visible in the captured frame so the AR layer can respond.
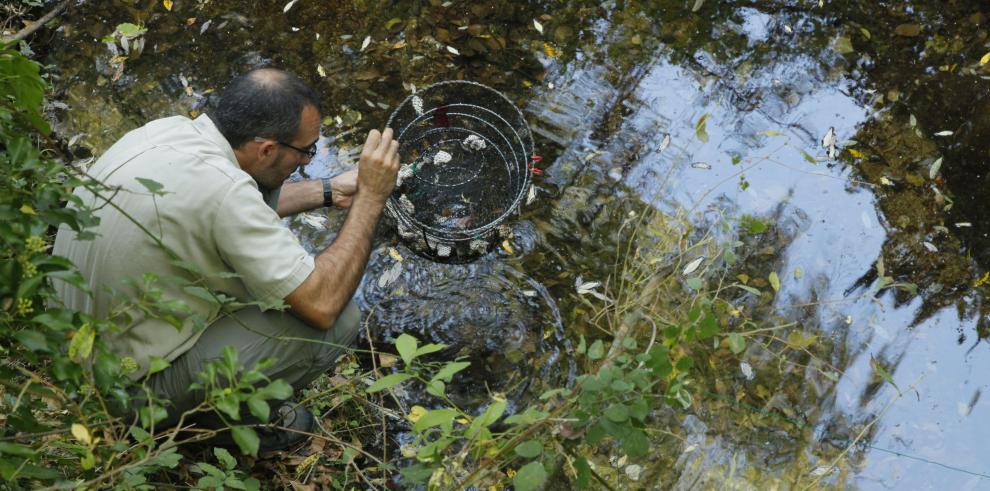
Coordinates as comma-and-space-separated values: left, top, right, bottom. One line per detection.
212, 179, 315, 306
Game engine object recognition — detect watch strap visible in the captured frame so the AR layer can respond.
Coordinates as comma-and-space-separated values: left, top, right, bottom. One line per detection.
321, 177, 333, 207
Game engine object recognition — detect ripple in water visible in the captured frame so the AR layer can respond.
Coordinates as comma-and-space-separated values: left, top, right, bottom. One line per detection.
357, 246, 574, 413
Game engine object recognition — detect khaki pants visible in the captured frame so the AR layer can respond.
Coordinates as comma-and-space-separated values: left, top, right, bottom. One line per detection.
145, 301, 361, 426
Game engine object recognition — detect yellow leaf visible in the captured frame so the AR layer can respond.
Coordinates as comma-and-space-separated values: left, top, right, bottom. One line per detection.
501, 239, 514, 254
71, 423, 92, 445
163, 0, 173, 11
388, 247, 404, 262
974, 272, 990, 287
847, 148, 864, 159
768, 271, 781, 292
407, 405, 427, 424
19, 204, 36, 215
296, 453, 320, 477
543, 42, 558, 58
981, 51, 990, 65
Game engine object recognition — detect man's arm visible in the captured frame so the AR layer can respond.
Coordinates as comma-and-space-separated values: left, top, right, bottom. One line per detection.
284, 129, 399, 329
276, 169, 358, 217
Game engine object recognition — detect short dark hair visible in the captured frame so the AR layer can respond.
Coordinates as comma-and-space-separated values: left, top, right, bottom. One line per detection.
210, 68, 322, 148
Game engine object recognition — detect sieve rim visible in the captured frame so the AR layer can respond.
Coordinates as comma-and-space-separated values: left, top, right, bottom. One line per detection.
385, 81, 534, 244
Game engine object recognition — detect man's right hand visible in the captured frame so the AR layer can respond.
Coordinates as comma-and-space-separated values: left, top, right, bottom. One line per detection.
356, 129, 400, 204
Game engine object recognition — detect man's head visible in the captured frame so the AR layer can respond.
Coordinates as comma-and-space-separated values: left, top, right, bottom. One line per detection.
212, 68, 322, 191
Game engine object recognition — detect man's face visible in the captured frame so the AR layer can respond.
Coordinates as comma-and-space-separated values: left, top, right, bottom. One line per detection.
254, 104, 321, 191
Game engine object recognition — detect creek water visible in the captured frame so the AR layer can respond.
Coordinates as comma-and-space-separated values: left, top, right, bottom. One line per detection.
48, 0, 990, 488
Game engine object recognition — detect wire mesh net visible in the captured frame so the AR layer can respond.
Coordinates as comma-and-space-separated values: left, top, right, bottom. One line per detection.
385, 81, 534, 262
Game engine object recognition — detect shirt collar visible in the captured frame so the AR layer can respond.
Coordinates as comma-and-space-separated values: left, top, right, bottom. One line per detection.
191, 114, 240, 169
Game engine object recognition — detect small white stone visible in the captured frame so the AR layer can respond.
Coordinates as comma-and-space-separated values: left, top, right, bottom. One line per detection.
461, 134, 487, 151
624, 464, 643, 481
740, 361, 754, 381
398, 194, 415, 215
433, 150, 452, 165
469, 239, 488, 254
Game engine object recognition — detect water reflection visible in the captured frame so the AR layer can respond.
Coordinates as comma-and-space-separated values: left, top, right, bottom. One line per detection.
48, 0, 990, 487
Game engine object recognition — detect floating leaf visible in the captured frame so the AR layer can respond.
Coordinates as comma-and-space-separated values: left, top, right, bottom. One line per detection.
768, 271, 781, 292
934, 130, 953, 136
682, 257, 704, 276
847, 148, 864, 159
163, 0, 173, 11
929, 157, 943, 179
690, 162, 711, 170
981, 52, 990, 65
446, 45, 460, 55
870, 355, 899, 391
735, 284, 761, 295
794, 266, 804, 279
283, 0, 299, 13
695, 114, 709, 143
533, 19, 544, 34
388, 247, 404, 262
360, 35, 371, 51
832, 36, 854, 54
785, 331, 818, 349
801, 150, 816, 164
657, 133, 671, 152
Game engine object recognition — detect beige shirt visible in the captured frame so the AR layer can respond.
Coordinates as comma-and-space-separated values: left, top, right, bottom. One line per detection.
53, 115, 314, 377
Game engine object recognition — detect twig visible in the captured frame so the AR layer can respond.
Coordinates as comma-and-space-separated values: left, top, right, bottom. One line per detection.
3, 0, 68, 43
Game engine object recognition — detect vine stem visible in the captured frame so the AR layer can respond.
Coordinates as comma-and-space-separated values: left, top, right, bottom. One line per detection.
3, 0, 69, 43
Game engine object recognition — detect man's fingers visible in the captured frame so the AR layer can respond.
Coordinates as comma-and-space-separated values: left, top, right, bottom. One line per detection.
376, 128, 393, 155
363, 129, 382, 156
388, 140, 400, 168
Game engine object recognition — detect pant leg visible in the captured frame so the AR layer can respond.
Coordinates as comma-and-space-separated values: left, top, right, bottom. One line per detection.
146, 300, 361, 426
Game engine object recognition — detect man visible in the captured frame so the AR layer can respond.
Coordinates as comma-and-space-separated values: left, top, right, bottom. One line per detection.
53, 68, 399, 450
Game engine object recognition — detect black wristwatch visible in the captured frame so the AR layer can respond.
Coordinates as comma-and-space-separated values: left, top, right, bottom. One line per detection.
322, 177, 333, 208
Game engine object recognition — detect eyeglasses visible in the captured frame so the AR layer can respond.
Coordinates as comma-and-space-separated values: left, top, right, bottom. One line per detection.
277, 141, 318, 159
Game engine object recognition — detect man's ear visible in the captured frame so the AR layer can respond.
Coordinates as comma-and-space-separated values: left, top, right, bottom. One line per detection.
256, 139, 278, 159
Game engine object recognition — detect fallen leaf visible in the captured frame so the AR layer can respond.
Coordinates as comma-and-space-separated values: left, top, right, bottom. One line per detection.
682, 257, 704, 276
283, 0, 299, 13
690, 162, 711, 170
446, 45, 460, 55
657, 133, 671, 152
388, 247, 404, 262
929, 157, 943, 179
691, 0, 705, 12
894, 23, 921, 37
981, 51, 990, 65
769, 271, 781, 292
163, 0, 173, 11
361, 35, 371, 51
934, 130, 954, 136
533, 19, 544, 34
923, 241, 938, 252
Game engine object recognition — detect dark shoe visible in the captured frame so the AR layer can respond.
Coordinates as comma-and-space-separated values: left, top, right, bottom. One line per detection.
257, 400, 315, 453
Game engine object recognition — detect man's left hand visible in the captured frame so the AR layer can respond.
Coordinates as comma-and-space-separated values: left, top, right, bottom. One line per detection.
330, 169, 358, 208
